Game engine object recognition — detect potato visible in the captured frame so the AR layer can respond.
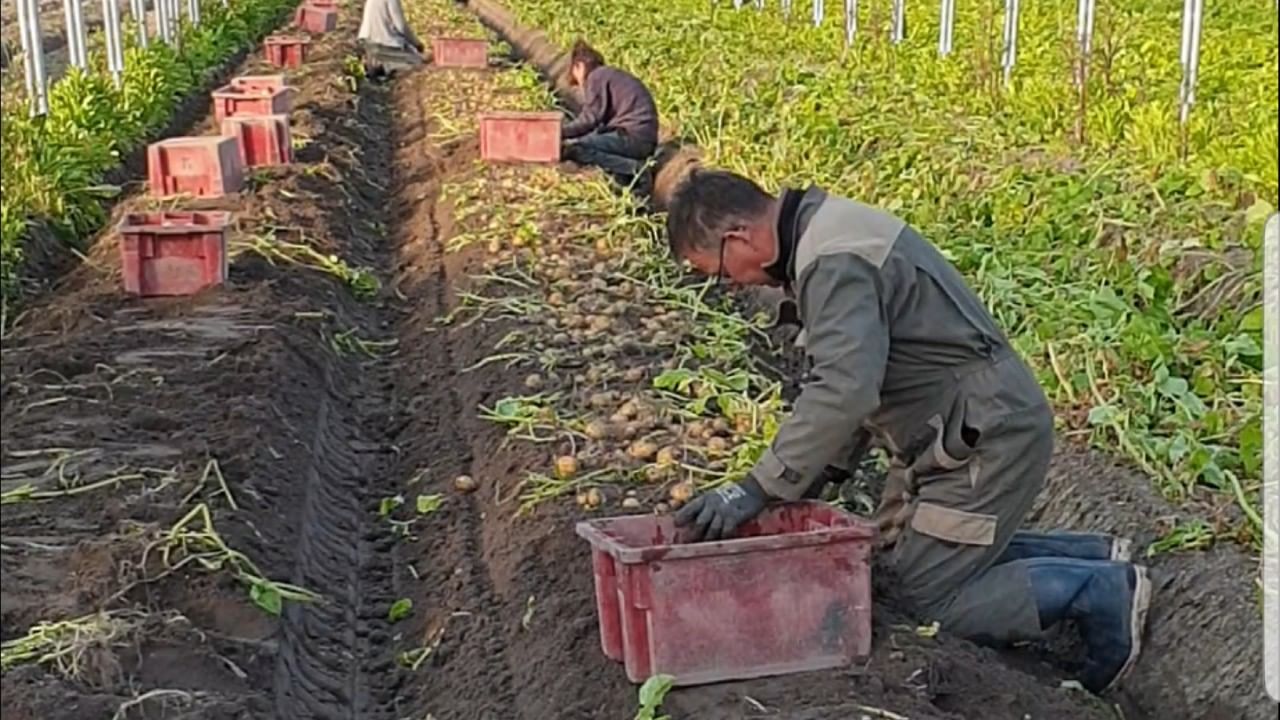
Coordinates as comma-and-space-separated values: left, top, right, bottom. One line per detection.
656, 446, 680, 468
487, 238, 503, 254
454, 474, 478, 493
621, 497, 641, 510
584, 421, 610, 441
645, 465, 669, 483
706, 436, 729, 457
734, 415, 754, 435
628, 440, 658, 461
623, 367, 646, 383
589, 392, 617, 409
555, 456, 578, 479
618, 399, 640, 420
669, 481, 695, 506
548, 292, 565, 306
576, 487, 603, 510
524, 373, 545, 390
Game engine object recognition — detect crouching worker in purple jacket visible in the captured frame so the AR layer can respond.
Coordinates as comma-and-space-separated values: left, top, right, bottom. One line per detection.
561, 40, 660, 186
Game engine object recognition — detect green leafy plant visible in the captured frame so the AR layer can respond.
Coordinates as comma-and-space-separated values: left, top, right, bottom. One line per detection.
634, 674, 675, 720
388, 598, 413, 623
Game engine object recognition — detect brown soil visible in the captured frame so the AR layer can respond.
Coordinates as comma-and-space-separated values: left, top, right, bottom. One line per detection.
1, 5, 1273, 720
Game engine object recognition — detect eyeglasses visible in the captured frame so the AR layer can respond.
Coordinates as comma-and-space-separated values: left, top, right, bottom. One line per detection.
714, 237, 727, 287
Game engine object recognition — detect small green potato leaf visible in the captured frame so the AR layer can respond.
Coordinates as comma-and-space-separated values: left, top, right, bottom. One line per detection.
388, 598, 413, 623
251, 582, 283, 616
416, 494, 443, 515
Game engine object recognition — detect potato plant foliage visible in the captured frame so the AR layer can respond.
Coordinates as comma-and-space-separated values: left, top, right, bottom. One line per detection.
0, 0, 298, 307
509, 0, 1277, 541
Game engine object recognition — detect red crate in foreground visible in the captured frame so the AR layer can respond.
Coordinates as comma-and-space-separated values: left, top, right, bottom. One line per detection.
211, 76, 294, 125
147, 136, 244, 198
431, 37, 488, 68
294, 5, 337, 33
222, 114, 293, 167
478, 112, 562, 163
576, 502, 875, 686
264, 35, 310, 68
119, 211, 232, 297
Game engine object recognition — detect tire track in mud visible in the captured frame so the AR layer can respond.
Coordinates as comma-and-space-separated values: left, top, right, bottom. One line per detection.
272, 360, 398, 720
269, 74, 405, 720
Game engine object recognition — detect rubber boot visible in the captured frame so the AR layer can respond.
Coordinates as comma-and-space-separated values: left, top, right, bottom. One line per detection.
998, 530, 1132, 564
1026, 558, 1152, 694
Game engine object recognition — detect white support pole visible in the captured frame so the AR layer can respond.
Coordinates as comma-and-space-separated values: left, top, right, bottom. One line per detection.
64, 0, 88, 69
157, 0, 172, 43
891, 0, 906, 45
1074, 0, 1097, 87
783, 0, 792, 20
102, 0, 125, 83
131, 0, 149, 48
844, 0, 857, 46
188, 0, 201, 26
939, 0, 956, 56
1001, 0, 1020, 86
1179, 0, 1204, 126
813, 0, 824, 26
169, 0, 182, 50
17, 0, 50, 116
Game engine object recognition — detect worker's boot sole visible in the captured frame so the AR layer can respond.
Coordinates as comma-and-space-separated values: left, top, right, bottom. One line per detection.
1099, 564, 1152, 694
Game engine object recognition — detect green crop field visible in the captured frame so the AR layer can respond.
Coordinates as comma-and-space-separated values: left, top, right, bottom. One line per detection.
508, 0, 1278, 543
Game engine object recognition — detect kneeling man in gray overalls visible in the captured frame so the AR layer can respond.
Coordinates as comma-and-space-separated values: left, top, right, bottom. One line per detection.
667, 168, 1152, 696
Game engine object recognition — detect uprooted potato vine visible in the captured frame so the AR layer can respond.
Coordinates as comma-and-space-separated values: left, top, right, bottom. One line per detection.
436, 161, 887, 515
507, 0, 1276, 544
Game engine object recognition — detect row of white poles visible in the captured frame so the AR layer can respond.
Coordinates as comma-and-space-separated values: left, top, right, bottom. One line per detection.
16, 0, 209, 117
730, 0, 1206, 121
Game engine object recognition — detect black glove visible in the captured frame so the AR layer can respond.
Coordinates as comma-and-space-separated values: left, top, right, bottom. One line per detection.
674, 475, 770, 542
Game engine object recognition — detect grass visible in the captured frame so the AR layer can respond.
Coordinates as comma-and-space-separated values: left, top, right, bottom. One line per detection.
505, 0, 1276, 545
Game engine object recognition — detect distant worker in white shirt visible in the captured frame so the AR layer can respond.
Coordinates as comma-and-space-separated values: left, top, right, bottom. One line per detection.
358, 0, 426, 78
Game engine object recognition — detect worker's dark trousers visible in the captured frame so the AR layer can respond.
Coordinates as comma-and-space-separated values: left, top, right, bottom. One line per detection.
881, 358, 1055, 646
562, 130, 655, 185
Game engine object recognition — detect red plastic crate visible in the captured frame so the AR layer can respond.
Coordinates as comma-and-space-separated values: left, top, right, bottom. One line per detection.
211, 77, 294, 125
576, 502, 875, 686
478, 112, 562, 163
231, 74, 288, 93
264, 35, 310, 68
118, 211, 232, 297
147, 136, 245, 199
431, 37, 489, 68
222, 114, 293, 168
294, 5, 337, 33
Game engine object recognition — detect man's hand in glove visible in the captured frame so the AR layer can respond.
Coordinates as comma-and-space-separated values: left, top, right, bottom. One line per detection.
674, 475, 771, 542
